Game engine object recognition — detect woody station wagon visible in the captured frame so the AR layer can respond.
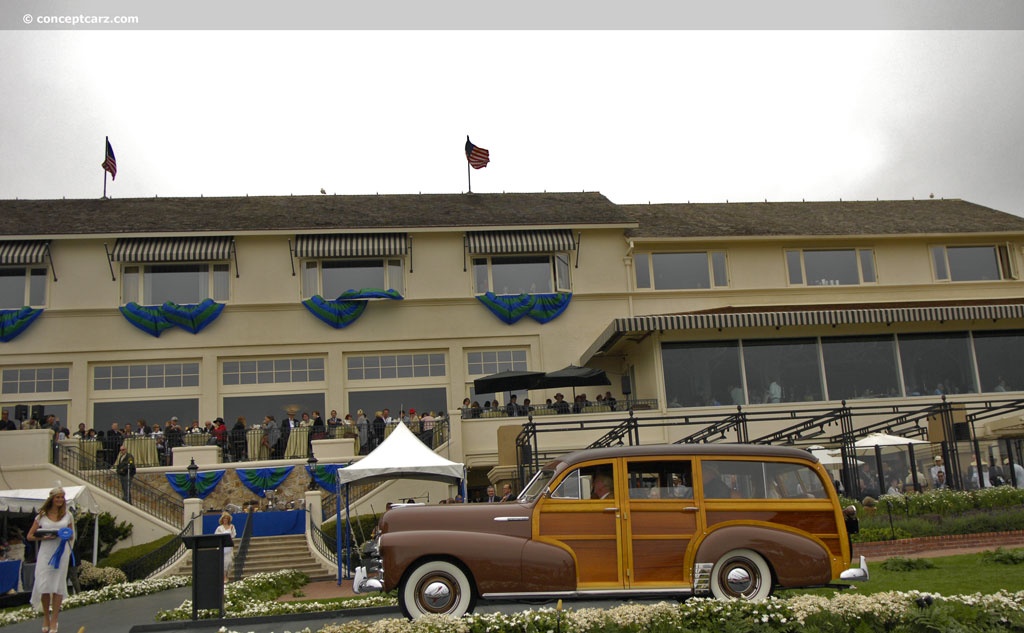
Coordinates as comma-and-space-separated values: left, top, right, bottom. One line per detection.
353, 444, 868, 618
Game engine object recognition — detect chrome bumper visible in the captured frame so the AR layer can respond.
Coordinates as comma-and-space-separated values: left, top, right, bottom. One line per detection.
839, 555, 869, 582
352, 565, 384, 593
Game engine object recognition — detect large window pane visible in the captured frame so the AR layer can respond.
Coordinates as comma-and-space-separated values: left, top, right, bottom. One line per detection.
821, 335, 900, 400
634, 254, 651, 289
93, 398, 198, 434
804, 250, 859, 286
491, 256, 551, 294
388, 259, 404, 295
302, 262, 319, 298
213, 264, 230, 301
0, 268, 26, 309
947, 246, 1001, 281
652, 252, 710, 289
711, 252, 728, 287
973, 330, 1024, 392
28, 269, 46, 306
145, 264, 207, 304
222, 392, 324, 432
743, 338, 822, 404
348, 387, 447, 420
859, 250, 876, 283
786, 251, 803, 285
472, 258, 488, 294
322, 260, 385, 297
898, 332, 977, 396
662, 341, 741, 407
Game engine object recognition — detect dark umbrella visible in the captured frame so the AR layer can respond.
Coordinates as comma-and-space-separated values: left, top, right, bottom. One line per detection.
541, 365, 611, 399
473, 370, 547, 395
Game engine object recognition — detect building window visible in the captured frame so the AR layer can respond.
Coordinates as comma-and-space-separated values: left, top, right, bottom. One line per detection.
302, 258, 404, 299
0, 267, 46, 309
897, 332, 977, 396
93, 362, 200, 391
742, 338, 823, 404
347, 353, 446, 381
661, 341, 742, 408
2, 366, 70, 395
973, 330, 1024, 392
122, 263, 230, 305
467, 349, 529, 376
819, 335, 902, 400
222, 357, 325, 386
635, 251, 728, 290
472, 254, 570, 295
930, 245, 1016, 282
786, 248, 876, 286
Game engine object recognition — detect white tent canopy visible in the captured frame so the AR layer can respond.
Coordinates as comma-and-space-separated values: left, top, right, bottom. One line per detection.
336, 422, 464, 486
854, 432, 928, 449
0, 485, 100, 515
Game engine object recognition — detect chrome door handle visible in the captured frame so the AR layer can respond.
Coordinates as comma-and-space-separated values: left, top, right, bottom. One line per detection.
682, 507, 699, 512
604, 507, 620, 512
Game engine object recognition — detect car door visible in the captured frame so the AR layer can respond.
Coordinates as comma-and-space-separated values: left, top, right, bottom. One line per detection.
623, 457, 698, 588
533, 459, 625, 589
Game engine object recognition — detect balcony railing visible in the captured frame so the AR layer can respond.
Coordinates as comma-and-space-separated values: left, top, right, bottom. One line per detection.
462, 398, 658, 420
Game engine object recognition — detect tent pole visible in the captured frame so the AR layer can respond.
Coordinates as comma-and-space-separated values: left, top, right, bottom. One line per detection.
336, 481, 343, 585
93, 514, 99, 564
344, 483, 351, 580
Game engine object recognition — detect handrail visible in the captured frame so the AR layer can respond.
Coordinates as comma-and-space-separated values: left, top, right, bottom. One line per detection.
231, 507, 256, 581
121, 519, 193, 582
56, 443, 184, 527
308, 522, 338, 565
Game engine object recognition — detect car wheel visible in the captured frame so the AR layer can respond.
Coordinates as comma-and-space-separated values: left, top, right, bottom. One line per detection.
710, 548, 772, 601
399, 560, 476, 619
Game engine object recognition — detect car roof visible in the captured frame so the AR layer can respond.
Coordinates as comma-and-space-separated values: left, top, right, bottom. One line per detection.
550, 443, 820, 469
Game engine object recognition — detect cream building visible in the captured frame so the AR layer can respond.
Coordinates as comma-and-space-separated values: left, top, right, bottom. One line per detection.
3, 193, 1024, 497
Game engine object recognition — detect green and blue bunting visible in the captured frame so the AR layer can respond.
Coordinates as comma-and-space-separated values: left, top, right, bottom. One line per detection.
0, 307, 43, 343
236, 466, 295, 497
476, 292, 572, 325
302, 295, 368, 329
119, 299, 226, 337
161, 299, 225, 334
119, 303, 174, 337
165, 469, 226, 499
305, 463, 345, 490
335, 288, 404, 301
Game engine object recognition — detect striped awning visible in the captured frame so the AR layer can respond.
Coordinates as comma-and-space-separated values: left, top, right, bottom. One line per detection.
294, 234, 408, 259
110, 237, 233, 263
583, 302, 1024, 362
467, 230, 576, 254
0, 241, 49, 265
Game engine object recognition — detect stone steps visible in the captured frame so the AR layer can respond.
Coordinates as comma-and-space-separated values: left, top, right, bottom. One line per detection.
165, 534, 336, 581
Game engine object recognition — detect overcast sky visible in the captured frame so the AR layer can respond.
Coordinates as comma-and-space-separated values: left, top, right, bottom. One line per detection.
2, 29, 1023, 215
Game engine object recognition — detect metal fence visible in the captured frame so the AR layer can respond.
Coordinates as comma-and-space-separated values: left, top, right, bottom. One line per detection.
122, 520, 194, 582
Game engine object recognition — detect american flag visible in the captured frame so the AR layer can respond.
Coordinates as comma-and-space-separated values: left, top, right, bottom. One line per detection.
465, 136, 490, 169
102, 137, 117, 180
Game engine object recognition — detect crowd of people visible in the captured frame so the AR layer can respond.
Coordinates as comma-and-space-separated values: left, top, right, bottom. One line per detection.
459, 391, 619, 418
856, 453, 1024, 500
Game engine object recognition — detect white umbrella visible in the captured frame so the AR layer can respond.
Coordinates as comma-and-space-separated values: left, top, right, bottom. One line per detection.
854, 432, 927, 449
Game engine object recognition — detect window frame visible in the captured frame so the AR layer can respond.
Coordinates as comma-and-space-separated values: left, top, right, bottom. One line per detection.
301, 257, 405, 299
930, 244, 1017, 282
472, 253, 572, 295
634, 250, 729, 290
0, 265, 47, 309
785, 248, 877, 286
121, 262, 230, 306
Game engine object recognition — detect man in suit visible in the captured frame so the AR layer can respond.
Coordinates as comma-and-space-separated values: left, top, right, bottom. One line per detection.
484, 486, 499, 503
114, 444, 136, 502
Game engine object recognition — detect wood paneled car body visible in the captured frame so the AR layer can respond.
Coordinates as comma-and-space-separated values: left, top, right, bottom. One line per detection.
353, 444, 868, 618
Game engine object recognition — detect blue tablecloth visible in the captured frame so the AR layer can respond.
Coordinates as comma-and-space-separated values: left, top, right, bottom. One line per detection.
0, 560, 20, 593
202, 511, 305, 537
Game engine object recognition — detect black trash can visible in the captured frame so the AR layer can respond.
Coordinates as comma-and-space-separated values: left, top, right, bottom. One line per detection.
182, 533, 231, 619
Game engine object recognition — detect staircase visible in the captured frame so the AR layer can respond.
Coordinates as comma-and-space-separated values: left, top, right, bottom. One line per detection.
164, 534, 336, 581
235, 534, 335, 581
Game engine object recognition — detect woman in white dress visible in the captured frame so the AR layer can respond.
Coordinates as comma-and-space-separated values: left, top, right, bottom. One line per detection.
214, 512, 236, 583
27, 486, 75, 633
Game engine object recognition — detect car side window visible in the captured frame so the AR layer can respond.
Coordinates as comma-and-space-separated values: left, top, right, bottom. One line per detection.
551, 464, 614, 500
703, 460, 768, 499
764, 462, 827, 499
627, 460, 694, 499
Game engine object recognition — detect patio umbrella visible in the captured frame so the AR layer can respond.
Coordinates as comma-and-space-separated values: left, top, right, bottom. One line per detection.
854, 432, 928, 449
541, 365, 611, 399
473, 370, 547, 394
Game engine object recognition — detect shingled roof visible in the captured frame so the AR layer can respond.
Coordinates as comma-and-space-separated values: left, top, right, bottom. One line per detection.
0, 192, 628, 236
622, 199, 1024, 238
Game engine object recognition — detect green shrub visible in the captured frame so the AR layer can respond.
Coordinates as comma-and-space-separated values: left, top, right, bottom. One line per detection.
76, 560, 128, 590
980, 547, 1024, 565
74, 512, 132, 560
100, 534, 177, 570
879, 556, 935, 572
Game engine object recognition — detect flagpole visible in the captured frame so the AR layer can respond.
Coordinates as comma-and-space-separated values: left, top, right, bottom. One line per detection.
102, 136, 108, 199
103, 171, 107, 199
467, 159, 472, 194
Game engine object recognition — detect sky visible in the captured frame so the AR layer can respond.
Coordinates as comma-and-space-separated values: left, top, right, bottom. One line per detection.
2, 29, 1024, 216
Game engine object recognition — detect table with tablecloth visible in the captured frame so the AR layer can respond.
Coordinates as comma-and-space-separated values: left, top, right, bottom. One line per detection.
0, 560, 21, 594
122, 436, 159, 467
201, 510, 305, 537
184, 433, 208, 447
246, 431, 270, 461
283, 427, 309, 459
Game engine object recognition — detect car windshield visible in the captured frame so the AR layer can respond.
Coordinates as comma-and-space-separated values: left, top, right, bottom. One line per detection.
519, 468, 555, 502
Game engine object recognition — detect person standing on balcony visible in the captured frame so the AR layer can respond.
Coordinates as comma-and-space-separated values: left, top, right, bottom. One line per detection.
114, 444, 136, 502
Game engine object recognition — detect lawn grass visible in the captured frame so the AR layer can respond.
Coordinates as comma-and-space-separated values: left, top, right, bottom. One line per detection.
776, 549, 1024, 599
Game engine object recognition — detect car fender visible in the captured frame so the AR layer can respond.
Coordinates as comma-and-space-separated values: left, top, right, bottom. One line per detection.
383, 530, 533, 594
693, 523, 833, 587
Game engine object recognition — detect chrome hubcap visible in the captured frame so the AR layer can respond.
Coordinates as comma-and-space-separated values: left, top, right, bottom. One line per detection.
422, 579, 453, 610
